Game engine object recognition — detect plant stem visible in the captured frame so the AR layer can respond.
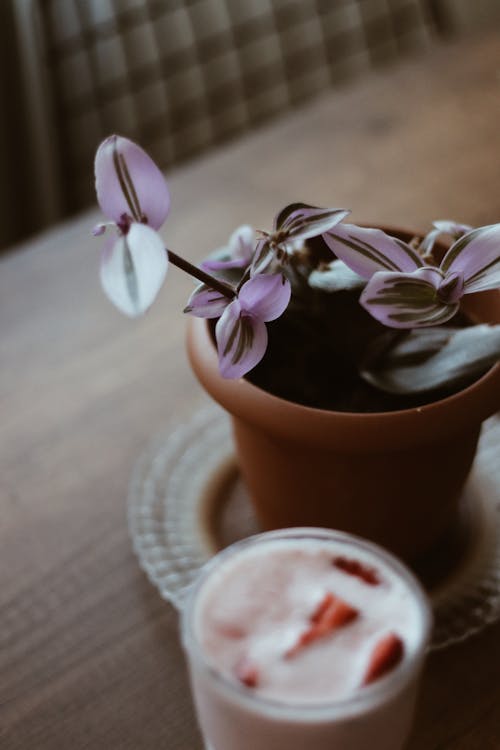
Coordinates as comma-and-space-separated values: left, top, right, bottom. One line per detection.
167, 248, 235, 299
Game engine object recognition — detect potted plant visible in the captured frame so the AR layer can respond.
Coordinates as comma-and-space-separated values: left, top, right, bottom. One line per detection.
93, 135, 500, 582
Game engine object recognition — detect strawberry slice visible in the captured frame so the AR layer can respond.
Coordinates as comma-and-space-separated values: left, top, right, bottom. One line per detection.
218, 623, 246, 639
362, 632, 404, 685
286, 592, 358, 658
310, 591, 336, 624
234, 656, 259, 688
332, 556, 381, 586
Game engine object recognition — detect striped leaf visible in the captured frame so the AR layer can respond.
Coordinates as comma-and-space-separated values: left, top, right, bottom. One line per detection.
441, 224, 500, 293
359, 267, 458, 328
276, 203, 350, 242
212, 275, 290, 379
100, 223, 168, 317
215, 300, 268, 379
184, 283, 230, 318
250, 238, 275, 276
95, 135, 170, 230
324, 224, 423, 280
361, 325, 500, 394
420, 220, 472, 255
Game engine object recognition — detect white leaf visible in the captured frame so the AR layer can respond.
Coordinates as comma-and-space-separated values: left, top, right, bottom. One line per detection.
100, 223, 168, 317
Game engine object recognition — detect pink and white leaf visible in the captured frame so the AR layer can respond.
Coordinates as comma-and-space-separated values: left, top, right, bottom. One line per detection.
202, 225, 255, 271
441, 224, 500, 293
250, 238, 275, 276
277, 204, 350, 241
238, 274, 291, 321
433, 220, 473, 237
420, 221, 472, 255
437, 272, 464, 304
360, 267, 458, 328
100, 223, 168, 317
184, 284, 231, 318
95, 135, 170, 229
215, 301, 268, 379
324, 224, 423, 279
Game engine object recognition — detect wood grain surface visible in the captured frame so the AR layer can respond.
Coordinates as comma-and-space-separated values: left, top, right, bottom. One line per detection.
2, 32, 500, 749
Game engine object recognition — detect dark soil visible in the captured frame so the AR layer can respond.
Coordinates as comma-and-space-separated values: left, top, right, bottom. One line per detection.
243, 290, 475, 413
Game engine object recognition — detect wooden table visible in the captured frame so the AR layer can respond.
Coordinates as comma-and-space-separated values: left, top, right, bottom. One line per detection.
2, 32, 500, 749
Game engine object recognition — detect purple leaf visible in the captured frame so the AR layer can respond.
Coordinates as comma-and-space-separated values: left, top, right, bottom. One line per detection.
324, 224, 423, 279
420, 220, 473, 255
202, 257, 249, 272
238, 274, 291, 321
418, 228, 440, 255
95, 135, 170, 229
202, 225, 255, 272
437, 272, 464, 304
184, 284, 231, 318
277, 204, 350, 242
215, 300, 268, 379
433, 220, 473, 236
100, 223, 168, 317
441, 224, 500, 293
249, 238, 275, 276
360, 267, 458, 328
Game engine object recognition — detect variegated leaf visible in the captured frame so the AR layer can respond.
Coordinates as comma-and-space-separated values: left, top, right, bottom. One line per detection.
184, 283, 230, 318
360, 267, 458, 328
276, 203, 350, 242
324, 224, 423, 280
361, 324, 500, 394
250, 238, 275, 275
420, 220, 473, 254
100, 223, 168, 317
215, 300, 268, 379
95, 135, 170, 229
433, 220, 472, 237
441, 224, 500, 293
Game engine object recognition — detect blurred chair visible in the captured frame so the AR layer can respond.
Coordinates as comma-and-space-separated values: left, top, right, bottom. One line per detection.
429, 0, 500, 35
9, 0, 435, 246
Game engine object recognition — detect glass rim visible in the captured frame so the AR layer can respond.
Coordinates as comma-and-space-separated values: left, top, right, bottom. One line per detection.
181, 527, 433, 720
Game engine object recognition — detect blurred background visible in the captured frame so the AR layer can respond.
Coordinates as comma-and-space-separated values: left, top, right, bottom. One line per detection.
1, 0, 499, 252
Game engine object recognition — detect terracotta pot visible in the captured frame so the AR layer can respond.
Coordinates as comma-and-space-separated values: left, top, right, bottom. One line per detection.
186, 255, 500, 580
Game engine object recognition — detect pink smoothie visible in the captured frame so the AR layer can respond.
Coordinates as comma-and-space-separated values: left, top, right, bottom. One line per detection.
182, 529, 431, 750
